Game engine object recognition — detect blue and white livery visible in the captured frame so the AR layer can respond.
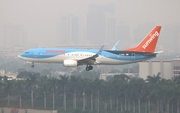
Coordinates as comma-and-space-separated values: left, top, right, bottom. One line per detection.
18, 26, 162, 71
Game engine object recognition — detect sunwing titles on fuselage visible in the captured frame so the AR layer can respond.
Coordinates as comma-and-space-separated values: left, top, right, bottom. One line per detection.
18, 26, 162, 71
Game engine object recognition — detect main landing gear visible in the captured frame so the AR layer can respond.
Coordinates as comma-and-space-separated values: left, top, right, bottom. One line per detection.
31, 63, 34, 68
86, 65, 93, 71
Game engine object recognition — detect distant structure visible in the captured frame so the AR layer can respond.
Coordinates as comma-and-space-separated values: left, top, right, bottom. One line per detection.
57, 14, 79, 44
134, 24, 154, 44
2, 24, 27, 49
87, 4, 114, 44
0, 70, 18, 80
105, 13, 116, 46
159, 25, 180, 52
0, 45, 25, 57
0, 24, 27, 57
100, 72, 138, 81
115, 24, 130, 49
139, 58, 180, 80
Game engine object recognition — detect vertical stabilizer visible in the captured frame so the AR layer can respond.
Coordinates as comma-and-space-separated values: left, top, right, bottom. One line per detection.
126, 26, 161, 53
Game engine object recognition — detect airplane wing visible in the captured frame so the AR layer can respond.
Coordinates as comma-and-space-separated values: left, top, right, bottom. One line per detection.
111, 40, 120, 50
77, 45, 104, 65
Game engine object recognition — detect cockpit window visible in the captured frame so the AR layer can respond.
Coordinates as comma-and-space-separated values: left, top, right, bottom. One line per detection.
25, 52, 29, 54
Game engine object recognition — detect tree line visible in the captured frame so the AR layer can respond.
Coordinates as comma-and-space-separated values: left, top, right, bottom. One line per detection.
0, 72, 180, 113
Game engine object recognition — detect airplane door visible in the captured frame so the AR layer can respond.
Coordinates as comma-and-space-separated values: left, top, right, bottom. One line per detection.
132, 53, 135, 60
34, 50, 38, 57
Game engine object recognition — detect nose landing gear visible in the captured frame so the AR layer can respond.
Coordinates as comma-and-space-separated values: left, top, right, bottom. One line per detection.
86, 65, 93, 71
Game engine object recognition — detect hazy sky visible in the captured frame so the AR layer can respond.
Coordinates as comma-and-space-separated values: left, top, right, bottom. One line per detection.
0, 0, 180, 47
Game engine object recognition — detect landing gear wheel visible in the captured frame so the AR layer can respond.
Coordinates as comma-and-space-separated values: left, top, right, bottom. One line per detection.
89, 66, 93, 70
85, 65, 93, 71
86, 67, 90, 71
31, 65, 34, 68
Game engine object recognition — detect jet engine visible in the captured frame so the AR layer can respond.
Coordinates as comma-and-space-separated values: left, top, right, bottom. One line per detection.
63, 59, 78, 67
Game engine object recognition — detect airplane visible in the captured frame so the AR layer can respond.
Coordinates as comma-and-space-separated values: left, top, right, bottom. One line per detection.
18, 26, 162, 71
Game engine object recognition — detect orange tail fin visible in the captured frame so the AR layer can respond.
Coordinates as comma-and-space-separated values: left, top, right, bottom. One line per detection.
126, 26, 162, 53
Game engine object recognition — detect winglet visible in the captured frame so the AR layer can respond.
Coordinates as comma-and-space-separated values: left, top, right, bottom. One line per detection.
111, 40, 120, 50
97, 45, 104, 55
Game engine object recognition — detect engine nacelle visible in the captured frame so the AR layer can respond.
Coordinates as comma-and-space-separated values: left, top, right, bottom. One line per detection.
63, 59, 78, 67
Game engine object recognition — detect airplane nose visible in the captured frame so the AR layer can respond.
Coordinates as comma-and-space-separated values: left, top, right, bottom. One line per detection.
18, 55, 23, 59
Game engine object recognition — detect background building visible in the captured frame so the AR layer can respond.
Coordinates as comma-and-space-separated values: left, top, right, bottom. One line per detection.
139, 58, 180, 80
87, 4, 114, 44
57, 14, 79, 45
3, 25, 27, 49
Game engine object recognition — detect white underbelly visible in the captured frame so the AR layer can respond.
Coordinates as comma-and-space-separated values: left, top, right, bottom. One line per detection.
96, 57, 141, 65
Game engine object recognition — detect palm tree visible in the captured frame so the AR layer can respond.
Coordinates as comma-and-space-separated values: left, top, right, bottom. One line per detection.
0, 76, 2, 98
109, 74, 130, 112
100, 80, 109, 112
59, 75, 69, 111
172, 75, 180, 113
129, 77, 146, 113
172, 74, 180, 85
25, 72, 38, 108
3, 76, 14, 104
78, 78, 96, 111
109, 76, 120, 112
14, 80, 24, 109
158, 79, 177, 113
146, 73, 161, 84
69, 75, 81, 109
119, 74, 130, 112
49, 77, 58, 109
38, 76, 50, 109
76, 77, 91, 111
107, 81, 113, 111
146, 73, 161, 113
81, 79, 88, 111
93, 78, 104, 113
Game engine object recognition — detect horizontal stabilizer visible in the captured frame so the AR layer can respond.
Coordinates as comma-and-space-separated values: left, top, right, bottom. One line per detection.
154, 51, 163, 54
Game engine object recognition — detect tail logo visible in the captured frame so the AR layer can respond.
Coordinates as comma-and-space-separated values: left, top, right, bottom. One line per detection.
142, 31, 159, 50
